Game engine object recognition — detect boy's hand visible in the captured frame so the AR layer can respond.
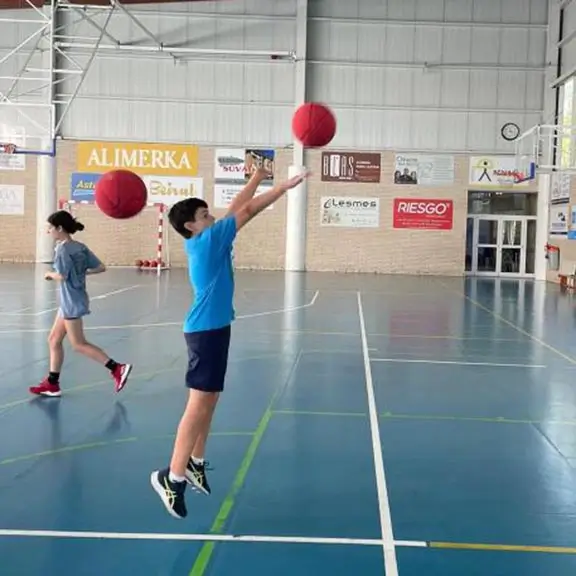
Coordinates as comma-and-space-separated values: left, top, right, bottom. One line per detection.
280, 170, 311, 191
252, 166, 272, 180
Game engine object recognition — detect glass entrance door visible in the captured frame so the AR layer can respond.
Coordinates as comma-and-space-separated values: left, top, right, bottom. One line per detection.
467, 216, 536, 277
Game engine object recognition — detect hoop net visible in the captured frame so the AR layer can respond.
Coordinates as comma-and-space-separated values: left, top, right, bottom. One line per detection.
515, 124, 576, 179
60, 201, 171, 272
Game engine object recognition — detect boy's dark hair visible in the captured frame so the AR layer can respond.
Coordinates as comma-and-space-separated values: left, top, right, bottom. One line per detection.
47, 210, 85, 234
168, 198, 208, 239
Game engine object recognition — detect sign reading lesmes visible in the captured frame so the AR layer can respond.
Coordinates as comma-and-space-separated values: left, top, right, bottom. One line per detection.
320, 196, 380, 228
76, 141, 199, 177
393, 198, 454, 230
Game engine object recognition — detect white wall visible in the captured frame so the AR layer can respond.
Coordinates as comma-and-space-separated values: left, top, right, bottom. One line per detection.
57, 0, 297, 146
0, 0, 550, 154
307, 0, 547, 153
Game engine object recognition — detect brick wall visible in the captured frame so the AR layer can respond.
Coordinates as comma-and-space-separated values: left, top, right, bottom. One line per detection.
0, 140, 537, 276
546, 176, 576, 283
0, 155, 37, 262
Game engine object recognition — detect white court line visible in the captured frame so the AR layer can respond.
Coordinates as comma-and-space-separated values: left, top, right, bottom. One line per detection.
357, 292, 398, 576
0, 285, 142, 317
371, 358, 546, 368
0, 528, 428, 548
0, 289, 320, 335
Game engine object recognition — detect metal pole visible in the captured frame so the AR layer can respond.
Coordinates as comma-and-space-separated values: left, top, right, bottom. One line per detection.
55, 41, 296, 59
5, 33, 43, 99
54, 5, 115, 133
0, 25, 48, 68
110, 0, 161, 47
285, 0, 308, 272
67, 5, 121, 46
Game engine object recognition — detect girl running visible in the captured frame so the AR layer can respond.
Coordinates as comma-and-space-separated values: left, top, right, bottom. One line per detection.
30, 210, 132, 398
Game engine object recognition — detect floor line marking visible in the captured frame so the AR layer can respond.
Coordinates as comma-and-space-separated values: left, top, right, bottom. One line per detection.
2, 529, 576, 555
0, 431, 255, 467
2, 285, 143, 317
454, 289, 576, 366
357, 291, 397, 576
0, 290, 320, 335
274, 409, 367, 418
189, 351, 303, 576
371, 358, 546, 368
0, 528, 420, 547
0, 353, 282, 413
275, 409, 576, 427
429, 541, 576, 554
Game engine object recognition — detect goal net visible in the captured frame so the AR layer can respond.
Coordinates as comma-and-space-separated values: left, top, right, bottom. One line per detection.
60, 201, 171, 271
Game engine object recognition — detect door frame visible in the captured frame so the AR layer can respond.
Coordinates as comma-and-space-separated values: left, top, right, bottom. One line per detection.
467, 215, 537, 278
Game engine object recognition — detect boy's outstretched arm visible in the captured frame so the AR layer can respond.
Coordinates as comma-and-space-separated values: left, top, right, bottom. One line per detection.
226, 167, 271, 217
234, 170, 310, 232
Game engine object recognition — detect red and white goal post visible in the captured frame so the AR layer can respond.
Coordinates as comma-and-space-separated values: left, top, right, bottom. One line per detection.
59, 200, 171, 275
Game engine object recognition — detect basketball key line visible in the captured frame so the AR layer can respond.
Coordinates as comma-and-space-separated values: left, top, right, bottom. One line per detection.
2, 530, 576, 555
0, 290, 320, 334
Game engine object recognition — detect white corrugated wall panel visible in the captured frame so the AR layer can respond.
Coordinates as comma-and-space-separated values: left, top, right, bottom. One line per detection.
306, 0, 546, 152
58, 2, 296, 146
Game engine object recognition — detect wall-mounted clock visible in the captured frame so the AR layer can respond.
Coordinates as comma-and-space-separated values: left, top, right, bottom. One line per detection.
501, 122, 520, 141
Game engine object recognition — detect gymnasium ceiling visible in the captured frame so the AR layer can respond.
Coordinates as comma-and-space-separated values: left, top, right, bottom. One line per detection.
0, 0, 207, 8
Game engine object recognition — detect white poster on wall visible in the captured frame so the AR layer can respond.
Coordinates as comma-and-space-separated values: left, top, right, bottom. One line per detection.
320, 196, 380, 228
0, 126, 25, 171
469, 156, 529, 188
142, 175, 204, 206
213, 184, 273, 210
0, 184, 24, 215
550, 204, 569, 235
213, 148, 275, 210
550, 172, 571, 204
394, 154, 455, 186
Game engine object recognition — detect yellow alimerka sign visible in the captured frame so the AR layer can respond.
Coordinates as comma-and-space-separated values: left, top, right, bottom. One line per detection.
76, 141, 199, 177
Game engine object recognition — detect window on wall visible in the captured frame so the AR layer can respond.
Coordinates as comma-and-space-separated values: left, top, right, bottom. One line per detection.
467, 192, 537, 216
560, 77, 575, 169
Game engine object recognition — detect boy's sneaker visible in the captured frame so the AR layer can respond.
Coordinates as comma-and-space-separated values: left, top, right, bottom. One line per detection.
29, 379, 61, 398
185, 459, 211, 495
112, 363, 132, 393
150, 468, 187, 519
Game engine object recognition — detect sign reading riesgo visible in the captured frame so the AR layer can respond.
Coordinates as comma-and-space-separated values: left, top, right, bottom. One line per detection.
76, 141, 199, 177
393, 198, 454, 230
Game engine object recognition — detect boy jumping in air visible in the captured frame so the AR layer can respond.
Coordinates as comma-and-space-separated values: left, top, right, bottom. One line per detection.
150, 166, 310, 518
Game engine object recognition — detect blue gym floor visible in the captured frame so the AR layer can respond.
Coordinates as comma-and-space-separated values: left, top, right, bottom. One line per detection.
2, 266, 576, 575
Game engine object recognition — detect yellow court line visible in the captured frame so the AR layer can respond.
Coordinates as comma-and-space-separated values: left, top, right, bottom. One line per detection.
452, 287, 576, 366
430, 541, 576, 554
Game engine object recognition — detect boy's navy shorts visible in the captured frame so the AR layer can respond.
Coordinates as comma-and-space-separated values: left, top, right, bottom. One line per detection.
184, 325, 231, 393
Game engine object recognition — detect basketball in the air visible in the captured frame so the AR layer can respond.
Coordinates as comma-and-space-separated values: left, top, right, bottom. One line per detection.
292, 102, 336, 148
94, 170, 147, 219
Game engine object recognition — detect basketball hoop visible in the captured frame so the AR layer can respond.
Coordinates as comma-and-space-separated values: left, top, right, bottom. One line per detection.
0, 143, 16, 155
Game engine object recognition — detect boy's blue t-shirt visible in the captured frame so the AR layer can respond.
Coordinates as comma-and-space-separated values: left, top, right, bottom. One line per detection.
183, 216, 237, 333
53, 240, 102, 319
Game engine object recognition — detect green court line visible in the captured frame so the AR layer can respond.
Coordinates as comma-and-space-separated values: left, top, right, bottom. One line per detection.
0, 353, 282, 414
273, 409, 366, 418
0, 431, 254, 467
189, 351, 303, 576
272, 409, 576, 427
0, 365, 182, 413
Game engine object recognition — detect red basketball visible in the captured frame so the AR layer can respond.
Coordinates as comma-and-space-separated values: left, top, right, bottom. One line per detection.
292, 102, 336, 148
95, 169, 147, 219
